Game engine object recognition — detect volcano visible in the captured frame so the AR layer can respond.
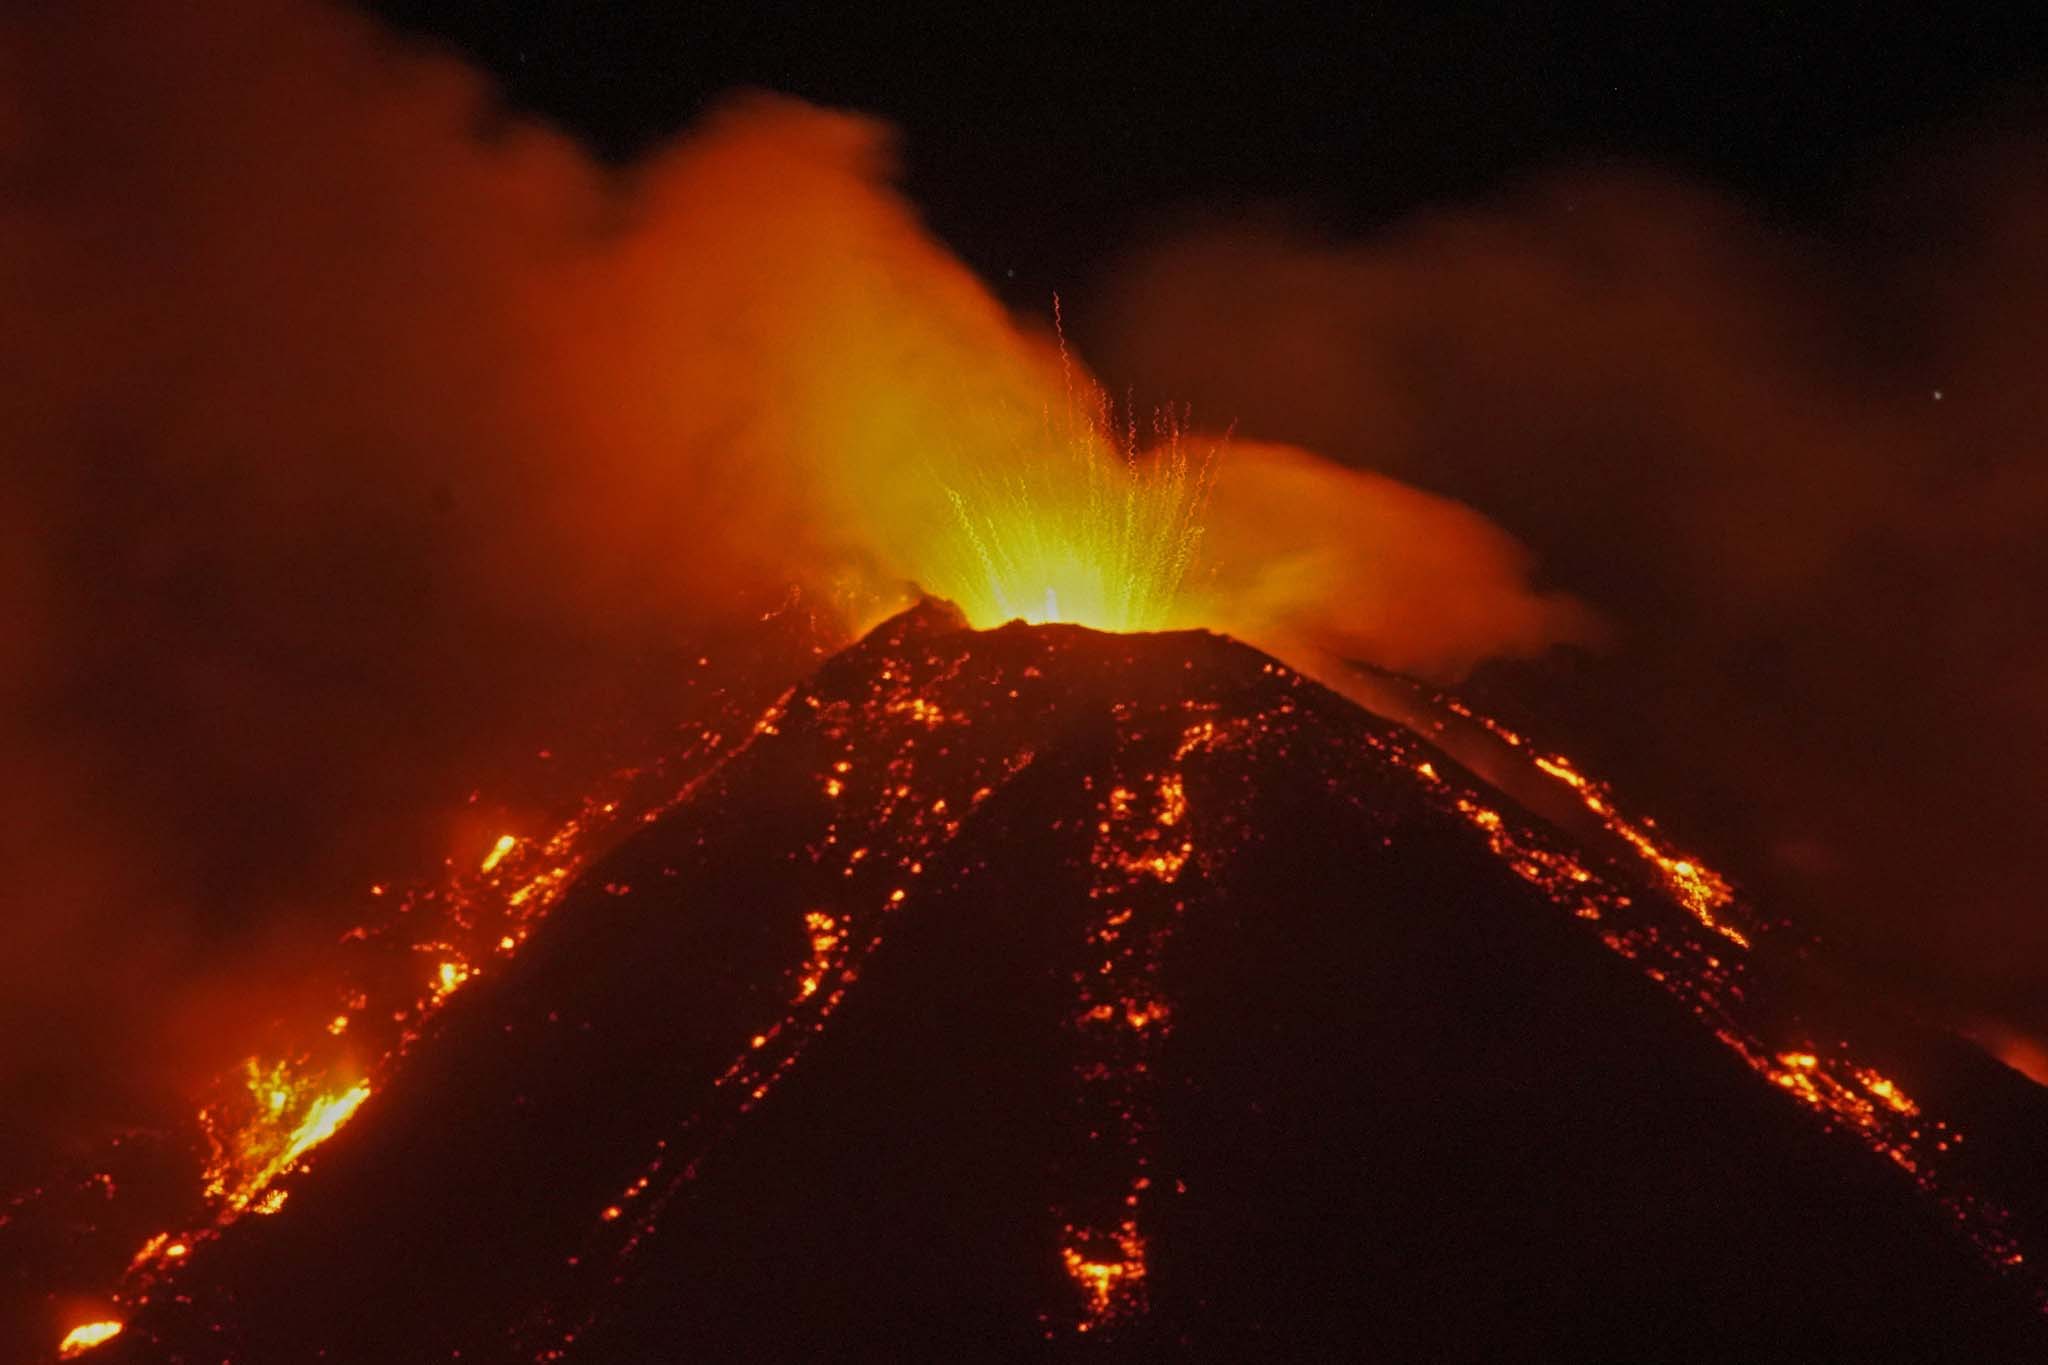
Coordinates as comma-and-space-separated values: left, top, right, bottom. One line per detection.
43, 601, 2048, 1362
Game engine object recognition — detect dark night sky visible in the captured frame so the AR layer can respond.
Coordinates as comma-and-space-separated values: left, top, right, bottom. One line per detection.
362, 4, 2048, 299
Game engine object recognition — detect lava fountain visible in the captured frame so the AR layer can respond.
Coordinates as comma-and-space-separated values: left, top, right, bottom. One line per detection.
922, 344, 1215, 633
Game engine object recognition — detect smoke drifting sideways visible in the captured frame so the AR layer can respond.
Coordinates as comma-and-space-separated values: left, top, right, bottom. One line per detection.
0, 0, 1585, 1158
1089, 155, 2048, 1076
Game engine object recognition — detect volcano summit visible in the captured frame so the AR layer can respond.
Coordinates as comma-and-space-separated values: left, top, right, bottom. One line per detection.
50, 602, 2048, 1361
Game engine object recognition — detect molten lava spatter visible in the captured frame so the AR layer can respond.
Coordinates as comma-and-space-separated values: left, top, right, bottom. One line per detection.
923, 361, 1214, 634
15, 602, 2048, 1362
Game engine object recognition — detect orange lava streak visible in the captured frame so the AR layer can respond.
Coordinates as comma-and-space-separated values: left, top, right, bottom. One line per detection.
525, 648, 1031, 1357
1531, 753, 1750, 948
1399, 731, 2037, 1299
1059, 713, 1242, 1331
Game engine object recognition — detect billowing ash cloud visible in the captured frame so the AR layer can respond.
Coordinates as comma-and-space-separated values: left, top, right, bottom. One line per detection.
1086, 160, 2048, 1068
0, 0, 1579, 1148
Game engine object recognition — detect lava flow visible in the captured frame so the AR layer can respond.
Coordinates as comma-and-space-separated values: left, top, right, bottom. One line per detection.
1, 628, 832, 1364
10, 598, 2042, 1363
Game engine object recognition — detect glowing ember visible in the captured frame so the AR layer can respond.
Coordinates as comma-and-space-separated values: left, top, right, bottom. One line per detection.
57, 1321, 123, 1357
481, 833, 520, 874
1061, 1222, 1148, 1328
125, 1231, 191, 1272
431, 958, 473, 1001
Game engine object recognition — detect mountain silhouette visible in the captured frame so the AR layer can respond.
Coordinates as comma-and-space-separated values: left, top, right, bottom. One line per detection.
90, 600, 2048, 1362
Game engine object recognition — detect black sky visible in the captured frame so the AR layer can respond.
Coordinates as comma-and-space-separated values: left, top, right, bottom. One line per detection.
362, 4, 2048, 300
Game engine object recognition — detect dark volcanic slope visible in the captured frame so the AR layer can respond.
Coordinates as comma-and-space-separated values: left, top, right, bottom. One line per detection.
103, 601, 2048, 1362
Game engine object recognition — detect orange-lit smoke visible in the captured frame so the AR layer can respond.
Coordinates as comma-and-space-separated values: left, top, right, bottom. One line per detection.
0, 0, 1582, 1156
1198, 441, 1595, 678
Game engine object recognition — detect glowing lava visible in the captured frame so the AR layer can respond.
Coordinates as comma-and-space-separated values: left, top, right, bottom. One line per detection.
56, 1320, 123, 1357
19, 604, 2048, 1359
201, 1061, 373, 1217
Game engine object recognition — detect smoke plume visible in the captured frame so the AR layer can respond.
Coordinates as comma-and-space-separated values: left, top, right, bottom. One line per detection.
0, 0, 1580, 1154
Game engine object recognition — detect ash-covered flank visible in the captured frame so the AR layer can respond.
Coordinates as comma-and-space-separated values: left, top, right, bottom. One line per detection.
94, 600, 2048, 1361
